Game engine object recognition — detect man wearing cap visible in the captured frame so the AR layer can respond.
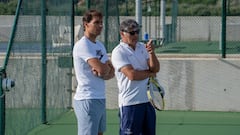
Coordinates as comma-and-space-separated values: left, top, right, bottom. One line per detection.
111, 19, 160, 135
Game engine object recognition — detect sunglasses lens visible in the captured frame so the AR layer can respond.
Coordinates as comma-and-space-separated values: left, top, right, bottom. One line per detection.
129, 31, 135, 35
129, 30, 139, 35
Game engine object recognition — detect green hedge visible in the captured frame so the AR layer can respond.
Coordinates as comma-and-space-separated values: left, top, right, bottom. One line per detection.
1, 0, 240, 16
0, 0, 17, 15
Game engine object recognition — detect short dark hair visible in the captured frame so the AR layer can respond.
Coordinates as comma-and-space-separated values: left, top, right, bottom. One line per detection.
120, 19, 140, 32
82, 9, 103, 31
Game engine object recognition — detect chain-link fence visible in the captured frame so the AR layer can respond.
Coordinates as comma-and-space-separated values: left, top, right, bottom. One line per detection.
1, 0, 240, 135
1, 0, 73, 135
118, 0, 240, 57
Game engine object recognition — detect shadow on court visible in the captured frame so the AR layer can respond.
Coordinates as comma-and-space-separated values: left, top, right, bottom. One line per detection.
27, 110, 240, 135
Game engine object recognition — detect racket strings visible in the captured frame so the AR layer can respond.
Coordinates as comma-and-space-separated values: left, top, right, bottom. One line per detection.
150, 83, 164, 108
147, 77, 165, 111
150, 78, 165, 98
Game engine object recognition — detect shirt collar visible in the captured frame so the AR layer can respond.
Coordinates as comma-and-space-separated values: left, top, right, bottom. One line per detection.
120, 40, 141, 50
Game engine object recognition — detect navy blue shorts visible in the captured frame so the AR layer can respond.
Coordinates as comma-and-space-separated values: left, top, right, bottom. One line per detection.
119, 102, 156, 135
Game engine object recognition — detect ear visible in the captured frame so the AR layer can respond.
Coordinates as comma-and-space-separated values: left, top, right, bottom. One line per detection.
120, 31, 125, 36
83, 22, 88, 28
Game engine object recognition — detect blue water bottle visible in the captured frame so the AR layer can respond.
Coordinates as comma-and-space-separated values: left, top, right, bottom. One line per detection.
144, 32, 149, 43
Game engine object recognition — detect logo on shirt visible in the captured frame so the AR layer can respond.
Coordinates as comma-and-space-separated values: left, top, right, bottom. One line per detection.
96, 50, 103, 60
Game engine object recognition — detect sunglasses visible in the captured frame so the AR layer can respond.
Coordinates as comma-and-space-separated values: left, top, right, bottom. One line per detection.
124, 30, 140, 35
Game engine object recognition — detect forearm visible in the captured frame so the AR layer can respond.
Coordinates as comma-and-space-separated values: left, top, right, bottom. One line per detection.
128, 70, 155, 81
98, 61, 115, 80
101, 66, 115, 80
148, 53, 160, 73
145, 40, 160, 73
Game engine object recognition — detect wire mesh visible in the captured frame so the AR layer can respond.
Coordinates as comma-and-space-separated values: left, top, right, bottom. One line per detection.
3, 0, 73, 134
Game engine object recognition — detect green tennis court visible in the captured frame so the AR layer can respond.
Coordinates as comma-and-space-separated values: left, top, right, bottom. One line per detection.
27, 109, 240, 135
156, 41, 240, 54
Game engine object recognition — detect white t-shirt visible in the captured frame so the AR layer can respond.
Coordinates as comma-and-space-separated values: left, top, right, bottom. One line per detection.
73, 36, 108, 100
111, 41, 150, 107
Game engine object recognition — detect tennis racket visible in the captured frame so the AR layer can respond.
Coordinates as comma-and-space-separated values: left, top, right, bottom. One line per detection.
147, 77, 165, 111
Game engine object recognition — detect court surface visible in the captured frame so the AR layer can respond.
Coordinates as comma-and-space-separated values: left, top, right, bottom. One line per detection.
27, 109, 240, 135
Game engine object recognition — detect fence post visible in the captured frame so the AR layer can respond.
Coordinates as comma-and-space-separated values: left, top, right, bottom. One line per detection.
221, 0, 226, 58
0, 69, 5, 135
171, 0, 178, 43
136, 0, 142, 40
41, 0, 47, 124
104, 0, 109, 52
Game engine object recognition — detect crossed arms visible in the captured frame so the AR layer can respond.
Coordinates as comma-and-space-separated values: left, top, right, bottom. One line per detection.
88, 58, 115, 80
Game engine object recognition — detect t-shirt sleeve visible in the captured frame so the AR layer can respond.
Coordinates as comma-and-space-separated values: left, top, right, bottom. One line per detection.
111, 48, 130, 72
74, 40, 97, 62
